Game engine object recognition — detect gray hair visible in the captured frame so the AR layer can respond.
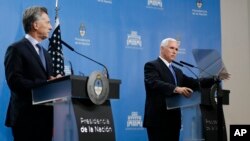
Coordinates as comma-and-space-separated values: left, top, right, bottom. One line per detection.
22, 6, 48, 33
160, 38, 178, 48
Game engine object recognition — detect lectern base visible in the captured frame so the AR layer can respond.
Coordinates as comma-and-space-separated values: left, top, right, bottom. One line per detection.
200, 105, 227, 141
53, 98, 115, 141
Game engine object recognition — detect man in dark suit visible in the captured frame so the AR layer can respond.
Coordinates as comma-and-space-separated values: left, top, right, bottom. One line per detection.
4, 6, 61, 141
143, 38, 226, 141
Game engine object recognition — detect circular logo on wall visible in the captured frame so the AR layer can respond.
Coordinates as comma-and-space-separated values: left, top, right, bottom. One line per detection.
87, 71, 109, 105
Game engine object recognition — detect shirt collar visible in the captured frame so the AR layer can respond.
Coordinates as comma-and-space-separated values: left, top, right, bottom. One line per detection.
159, 56, 171, 67
25, 34, 40, 47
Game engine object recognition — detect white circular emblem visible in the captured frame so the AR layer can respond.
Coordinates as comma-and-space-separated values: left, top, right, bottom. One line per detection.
87, 71, 109, 105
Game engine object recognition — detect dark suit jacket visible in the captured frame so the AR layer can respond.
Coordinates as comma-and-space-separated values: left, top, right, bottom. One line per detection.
4, 37, 53, 127
143, 57, 214, 128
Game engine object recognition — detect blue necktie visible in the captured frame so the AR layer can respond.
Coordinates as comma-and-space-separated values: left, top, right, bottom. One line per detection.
36, 44, 46, 70
169, 64, 177, 85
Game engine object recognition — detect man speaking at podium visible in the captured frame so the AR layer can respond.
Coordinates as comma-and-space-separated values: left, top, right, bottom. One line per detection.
4, 6, 61, 141
143, 38, 228, 141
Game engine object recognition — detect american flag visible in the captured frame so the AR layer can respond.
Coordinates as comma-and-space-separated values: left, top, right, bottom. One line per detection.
48, 17, 65, 76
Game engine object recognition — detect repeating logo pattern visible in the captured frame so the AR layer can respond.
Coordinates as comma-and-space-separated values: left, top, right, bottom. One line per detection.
126, 112, 143, 130
126, 31, 142, 49
146, 0, 163, 10
192, 0, 208, 16
97, 0, 112, 4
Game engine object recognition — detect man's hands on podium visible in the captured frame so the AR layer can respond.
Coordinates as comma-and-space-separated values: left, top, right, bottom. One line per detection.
48, 74, 63, 81
174, 87, 193, 98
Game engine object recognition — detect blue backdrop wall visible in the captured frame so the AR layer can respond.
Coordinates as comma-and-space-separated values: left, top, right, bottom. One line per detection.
0, 0, 221, 140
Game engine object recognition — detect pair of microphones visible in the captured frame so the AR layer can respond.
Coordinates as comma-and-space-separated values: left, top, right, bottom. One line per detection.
173, 60, 194, 68
172, 60, 218, 81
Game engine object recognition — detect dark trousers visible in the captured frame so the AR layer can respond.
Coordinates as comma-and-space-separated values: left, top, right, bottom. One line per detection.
146, 109, 181, 141
11, 122, 53, 141
146, 126, 180, 141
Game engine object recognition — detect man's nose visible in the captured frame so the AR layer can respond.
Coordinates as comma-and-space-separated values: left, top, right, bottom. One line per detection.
49, 24, 52, 30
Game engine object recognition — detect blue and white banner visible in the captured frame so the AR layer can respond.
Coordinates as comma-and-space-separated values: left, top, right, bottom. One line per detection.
0, 0, 221, 140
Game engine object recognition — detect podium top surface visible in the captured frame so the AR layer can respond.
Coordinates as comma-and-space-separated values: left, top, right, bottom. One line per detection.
32, 75, 121, 105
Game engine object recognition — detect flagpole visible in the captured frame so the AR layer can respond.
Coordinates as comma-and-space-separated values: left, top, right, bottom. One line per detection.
55, 0, 59, 19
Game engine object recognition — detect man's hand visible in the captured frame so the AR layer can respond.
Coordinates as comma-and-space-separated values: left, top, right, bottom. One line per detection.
48, 74, 63, 81
218, 67, 230, 80
218, 72, 230, 80
174, 87, 193, 98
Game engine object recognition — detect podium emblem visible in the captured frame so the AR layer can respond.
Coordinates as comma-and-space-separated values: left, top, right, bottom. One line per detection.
87, 71, 109, 105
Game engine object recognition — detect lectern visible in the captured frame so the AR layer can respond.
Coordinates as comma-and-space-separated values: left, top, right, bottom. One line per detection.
166, 49, 230, 141
192, 49, 230, 141
32, 75, 121, 141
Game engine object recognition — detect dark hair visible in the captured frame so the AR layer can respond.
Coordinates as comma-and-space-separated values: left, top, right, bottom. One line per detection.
22, 6, 48, 33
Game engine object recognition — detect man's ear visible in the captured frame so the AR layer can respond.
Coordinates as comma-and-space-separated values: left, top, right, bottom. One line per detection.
160, 46, 164, 51
33, 21, 39, 30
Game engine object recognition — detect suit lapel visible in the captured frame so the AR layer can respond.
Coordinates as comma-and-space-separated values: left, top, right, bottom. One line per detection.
23, 38, 47, 73
157, 58, 178, 85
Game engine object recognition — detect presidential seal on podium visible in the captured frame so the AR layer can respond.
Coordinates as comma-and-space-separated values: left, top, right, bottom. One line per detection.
87, 71, 109, 105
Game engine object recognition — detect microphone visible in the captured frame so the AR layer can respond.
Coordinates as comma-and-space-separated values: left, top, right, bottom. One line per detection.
180, 61, 194, 68
180, 60, 221, 85
172, 60, 184, 67
173, 60, 206, 97
68, 60, 74, 75
180, 60, 214, 78
49, 38, 109, 79
60, 40, 75, 51
172, 60, 199, 79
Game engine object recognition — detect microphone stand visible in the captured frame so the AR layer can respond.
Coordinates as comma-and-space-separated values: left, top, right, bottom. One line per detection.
59, 39, 109, 79
173, 61, 202, 91
68, 60, 74, 75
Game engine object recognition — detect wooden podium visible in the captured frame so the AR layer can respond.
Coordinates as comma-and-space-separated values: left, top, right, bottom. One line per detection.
32, 75, 121, 141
